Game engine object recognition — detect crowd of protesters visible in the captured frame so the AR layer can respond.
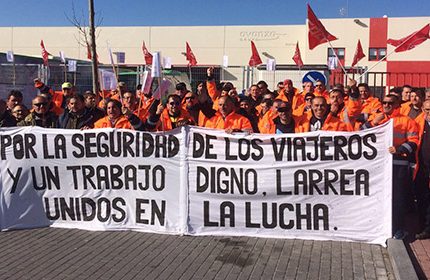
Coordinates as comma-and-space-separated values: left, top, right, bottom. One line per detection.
1, 67, 430, 241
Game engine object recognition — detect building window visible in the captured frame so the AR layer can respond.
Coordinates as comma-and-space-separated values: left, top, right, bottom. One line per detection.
327, 48, 345, 69
369, 48, 386, 61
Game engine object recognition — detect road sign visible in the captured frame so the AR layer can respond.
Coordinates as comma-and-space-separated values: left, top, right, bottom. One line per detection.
302, 71, 327, 85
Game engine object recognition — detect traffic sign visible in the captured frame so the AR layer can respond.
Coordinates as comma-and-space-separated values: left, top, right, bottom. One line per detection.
302, 71, 327, 85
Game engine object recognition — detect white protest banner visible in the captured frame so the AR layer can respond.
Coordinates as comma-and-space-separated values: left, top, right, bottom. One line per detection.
152, 78, 171, 100
163, 57, 172, 69
0, 127, 186, 234
68, 60, 77, 72
151, 52, 162, 78
186, 122, 393, 245
141, 70, 153, 94
59, 51, 66, 63
6, 51, 14, 63
99, 69, 117, 90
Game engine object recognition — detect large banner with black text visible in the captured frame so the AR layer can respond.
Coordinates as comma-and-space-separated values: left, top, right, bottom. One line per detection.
187, 123, 393, 245
0, 122, 393, 245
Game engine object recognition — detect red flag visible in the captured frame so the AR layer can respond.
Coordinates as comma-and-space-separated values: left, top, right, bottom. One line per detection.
307, 4, 337, 50
351, 40, 365, 67
186, 42, 197, 66
292, 42, 304, 68
142, 40, 153, 65
248, 41, 262, 67
387, 24, 430, 52
40, 40, 50, 66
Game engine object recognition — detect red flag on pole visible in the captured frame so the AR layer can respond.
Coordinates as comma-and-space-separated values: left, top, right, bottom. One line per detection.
40, 40, 50, 66
387, 24, 430, 52
351, 40, 365, 67
186, 42, 197, 66
307, 4, 337, 50
142, 40, 153, 65
248, 41, 262, 67
292, 42, 304, 68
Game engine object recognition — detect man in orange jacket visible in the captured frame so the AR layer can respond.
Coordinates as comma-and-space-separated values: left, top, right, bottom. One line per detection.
296, 96, 349, 132
362, 93, 419, 239
400, 88, 424, 120
205, 96, 253, 133
155, 94, 194, 131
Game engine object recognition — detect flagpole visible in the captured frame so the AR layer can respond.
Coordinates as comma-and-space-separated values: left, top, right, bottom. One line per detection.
189, 65, 192, 84
12, 59, 16, 86
64, 63, 67, 82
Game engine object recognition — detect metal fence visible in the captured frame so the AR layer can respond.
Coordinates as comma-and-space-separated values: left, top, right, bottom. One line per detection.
2, 62, 429, 106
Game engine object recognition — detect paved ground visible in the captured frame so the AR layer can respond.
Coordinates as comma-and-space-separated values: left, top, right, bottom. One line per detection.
0, 228, 395, 280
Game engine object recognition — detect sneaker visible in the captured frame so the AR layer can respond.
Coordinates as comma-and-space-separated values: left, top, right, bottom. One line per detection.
394, 230, 408, 240
415, 231, 430, 240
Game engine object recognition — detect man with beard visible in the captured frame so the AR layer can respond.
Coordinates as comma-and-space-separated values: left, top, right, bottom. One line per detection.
18, 95, 58, 128
400, 88, 424, 120
0, 90, 23, 127
58, 95, 98, 129
83, 91, 105, 121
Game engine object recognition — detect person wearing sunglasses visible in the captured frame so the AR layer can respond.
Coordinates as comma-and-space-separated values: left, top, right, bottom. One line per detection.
11, 104, 29, 124
18, 95, 58, 128
154, 94, 194, 131
362, 94, 419, 239
314, 80, 329, 101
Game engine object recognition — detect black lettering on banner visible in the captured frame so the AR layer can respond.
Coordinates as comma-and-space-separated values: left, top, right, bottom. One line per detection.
340, 169, 355, 195
238, 139, 251, 161
333, 136, 348, 160
324, 169, 339, 195
42, 134, 67, 159
44, 197, 127, 222
363, 133, 377, 160
306, 136, 319, 161
138, 165, 151, 190
262, 202, 277, 228
313, 204, 329, 230
225, 138, 237, 160
205, 135, 217, 159
193, 133, 205, 158
152, 165, 165, 191
308, 170, 323, 195
67, 165, 81, 189
356, 169, 370, 196
220, 201, 235, 227
276, 169, 292, 195
97, 132, 109, 157
168, 135, 179, 157
1, 134, 37, 160
142, 132, 154, 157
135, 199, 166, 225
109, 132, 122, 157
271, 137, 285, 161
196, 166, 257, 195
348, 135, 362, 160
122, 131, 135, 157
203, 200, 218, 226
155, 135, 167, 158
293, 137, 306, 161
245, 202, 260, 228
279, 203, 294, 229
71, 134, 84, 158
31, 166, 60, 190
251, 139, 264, 160
319, 137, 333, 161
7, 167, 22, 194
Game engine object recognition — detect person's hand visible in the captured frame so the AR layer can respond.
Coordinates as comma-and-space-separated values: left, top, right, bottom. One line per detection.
156, 103, 165, 115
347, 78, 357, 88
330, 102, 339, 114
176, 120, 189, 127
225, 128, 234, 134
388, 146, 396, 154
80, 126, 92, 130
122, 106, 133, 117
372, 113, 385, 126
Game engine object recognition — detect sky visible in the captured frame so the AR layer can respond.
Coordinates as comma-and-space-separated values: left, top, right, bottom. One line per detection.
1, 0, 429, 27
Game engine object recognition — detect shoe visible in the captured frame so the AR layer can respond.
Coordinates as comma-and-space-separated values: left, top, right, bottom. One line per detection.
415, 231, 430, 240
394, 230, 408, 240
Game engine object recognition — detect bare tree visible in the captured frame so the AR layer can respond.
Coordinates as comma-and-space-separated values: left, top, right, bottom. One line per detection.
66, 1, 103, 95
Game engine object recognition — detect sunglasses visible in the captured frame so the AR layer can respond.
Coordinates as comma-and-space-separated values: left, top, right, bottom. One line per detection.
277, 107, 291, 113
315, 84, 323, 87
305, 98, 313, 101
185, 96, 195, 100
169, 101, 180, 106
33, 102, 47, 107
382, 101, 394, 105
